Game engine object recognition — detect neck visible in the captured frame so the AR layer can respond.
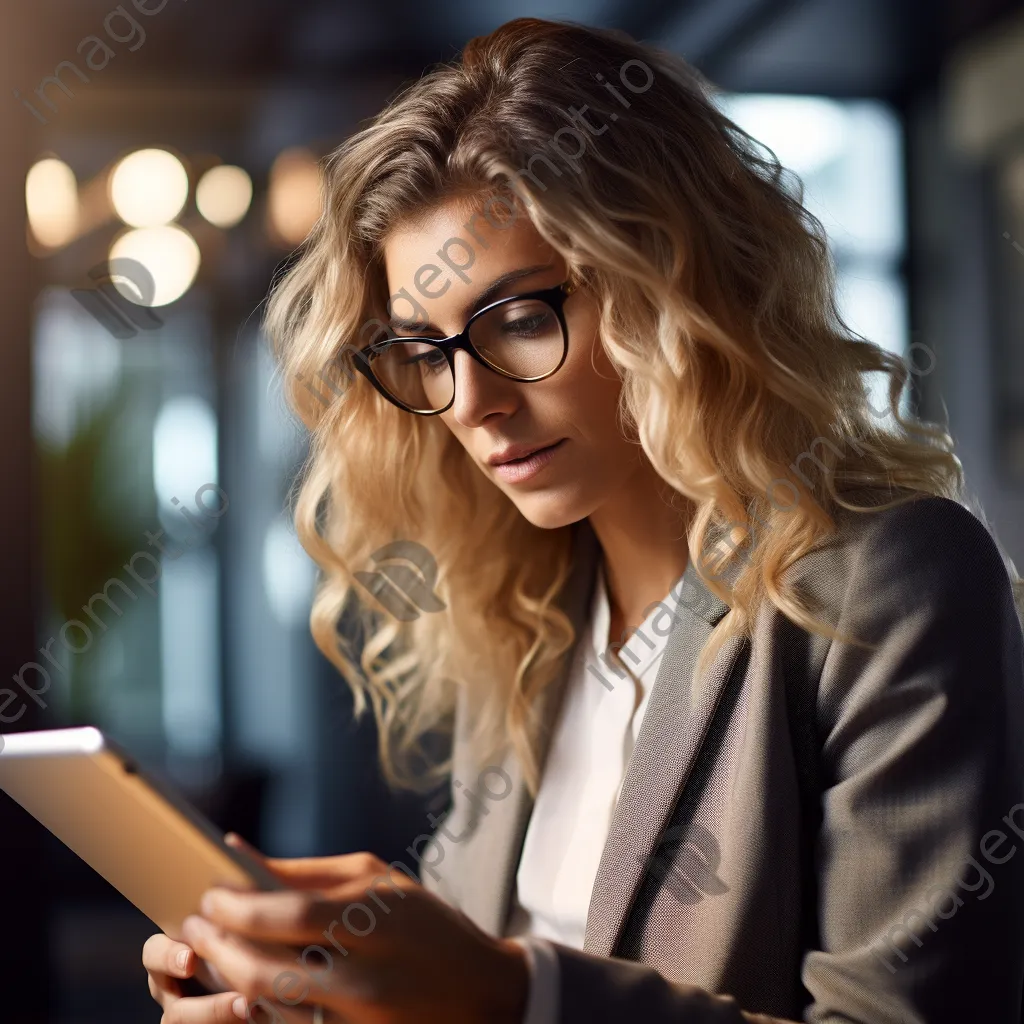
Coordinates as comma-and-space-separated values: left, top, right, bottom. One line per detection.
586, 456, 693, 645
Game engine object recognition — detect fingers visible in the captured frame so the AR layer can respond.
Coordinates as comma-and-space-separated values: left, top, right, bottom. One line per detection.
149, 986, 322, 1024
143, 932, 196, 979
182, 915, 295, 994
224, 833, 266, 863
143, 929, 327, 1023
200, 858, 413, 945
199, 889, 328, 944
144, 932, 196, 1007
156, 990, 245, 1023
230, 1000, 325, 1024
149, 971, 181, 1005
258, 850, 389, 888
226, 834, 362, 890
195, 956, 235, 994
181, 915, 353, 1012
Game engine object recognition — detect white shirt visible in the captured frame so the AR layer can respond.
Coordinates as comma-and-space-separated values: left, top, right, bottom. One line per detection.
505, 560, 688, 1023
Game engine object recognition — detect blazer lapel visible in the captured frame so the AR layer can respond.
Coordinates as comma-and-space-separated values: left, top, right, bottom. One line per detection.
452, 737, 532, 936
455, 519, 602, 936
583, 561, 742, 956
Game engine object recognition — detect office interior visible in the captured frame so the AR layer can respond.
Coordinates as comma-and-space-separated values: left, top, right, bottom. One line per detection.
1, 0, 1023, 1019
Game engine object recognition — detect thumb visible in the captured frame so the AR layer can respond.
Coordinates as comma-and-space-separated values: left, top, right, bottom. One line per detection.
227, 832, 302, 885
224, 831, 265, 857
225, 832, 281, 875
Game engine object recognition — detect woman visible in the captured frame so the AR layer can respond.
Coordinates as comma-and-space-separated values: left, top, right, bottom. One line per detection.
143, 16, 1024, 1024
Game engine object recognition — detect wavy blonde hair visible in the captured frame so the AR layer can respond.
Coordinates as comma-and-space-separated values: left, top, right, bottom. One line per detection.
263, 17, 1019, 795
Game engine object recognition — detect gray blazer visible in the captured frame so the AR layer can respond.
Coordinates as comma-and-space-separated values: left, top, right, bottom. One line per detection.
422, 495, 1024, 1023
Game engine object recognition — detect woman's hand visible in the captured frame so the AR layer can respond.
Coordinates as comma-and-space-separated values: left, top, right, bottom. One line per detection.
142, 932, 245, 1022
176, 836, 529, 1024
142, 834, 286, 1022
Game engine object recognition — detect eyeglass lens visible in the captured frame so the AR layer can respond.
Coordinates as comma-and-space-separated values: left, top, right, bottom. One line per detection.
371, 297, 565, 412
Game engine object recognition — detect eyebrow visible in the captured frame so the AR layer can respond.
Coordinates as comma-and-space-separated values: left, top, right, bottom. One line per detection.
389, 263, 555, 333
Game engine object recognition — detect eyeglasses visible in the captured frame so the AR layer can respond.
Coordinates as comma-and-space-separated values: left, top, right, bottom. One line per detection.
350, 280, 577, 415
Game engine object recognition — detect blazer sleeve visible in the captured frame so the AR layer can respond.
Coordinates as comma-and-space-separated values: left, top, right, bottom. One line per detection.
548, 497, 1024, 1023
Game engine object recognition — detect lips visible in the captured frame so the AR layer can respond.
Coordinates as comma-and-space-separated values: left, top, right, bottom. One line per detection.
488, 441, 560, 466
489, 439, 566, 484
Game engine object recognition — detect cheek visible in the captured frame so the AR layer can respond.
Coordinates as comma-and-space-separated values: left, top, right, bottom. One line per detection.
438, 413, 470, 450
564, 305, 616, 385
559, 333, 623, 427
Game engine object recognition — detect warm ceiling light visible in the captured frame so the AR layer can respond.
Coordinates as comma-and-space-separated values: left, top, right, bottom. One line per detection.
267, 147, 322, 245
110, 148, 189, 227
26, 158, 79, 248
109, 225, 200, 307
196, 164, 253, 228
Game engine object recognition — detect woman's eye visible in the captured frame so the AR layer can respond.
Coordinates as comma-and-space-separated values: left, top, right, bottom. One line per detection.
502, 313, 550, 336
402, 349, 447, 375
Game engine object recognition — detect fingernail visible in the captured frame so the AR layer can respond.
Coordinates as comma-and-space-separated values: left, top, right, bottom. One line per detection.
232, 996, 248, 1019
176, 949, 190, 971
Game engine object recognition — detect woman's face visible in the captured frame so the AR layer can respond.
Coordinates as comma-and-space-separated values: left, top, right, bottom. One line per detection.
382, 197, 648, 530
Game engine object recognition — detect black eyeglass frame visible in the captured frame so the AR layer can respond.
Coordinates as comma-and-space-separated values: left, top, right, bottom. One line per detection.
350, 280, 578, 416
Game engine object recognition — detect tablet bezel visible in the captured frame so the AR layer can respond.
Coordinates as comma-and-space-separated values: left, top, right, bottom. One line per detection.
0, 726, 284, 938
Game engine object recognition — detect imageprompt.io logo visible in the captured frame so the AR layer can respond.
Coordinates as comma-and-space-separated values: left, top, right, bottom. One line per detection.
355, 540, 447, 621
71, 256, 163, 339
640, 820, 729, 906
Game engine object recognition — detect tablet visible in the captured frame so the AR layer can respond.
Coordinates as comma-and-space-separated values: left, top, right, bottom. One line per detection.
0, 726, 283, 941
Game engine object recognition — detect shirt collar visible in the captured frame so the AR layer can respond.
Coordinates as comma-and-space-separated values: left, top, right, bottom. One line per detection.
588, 554, 730, 671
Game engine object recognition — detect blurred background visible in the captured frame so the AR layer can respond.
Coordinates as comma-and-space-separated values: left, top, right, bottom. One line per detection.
1, 0, 1022, 1019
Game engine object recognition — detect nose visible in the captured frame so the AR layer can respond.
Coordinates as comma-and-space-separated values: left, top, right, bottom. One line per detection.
448, 349, 519, 427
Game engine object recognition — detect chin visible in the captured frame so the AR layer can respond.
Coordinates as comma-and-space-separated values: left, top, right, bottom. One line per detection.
510, 491, 595, 531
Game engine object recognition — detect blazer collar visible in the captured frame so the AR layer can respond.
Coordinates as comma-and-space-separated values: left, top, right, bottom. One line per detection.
582, 555, 743, 955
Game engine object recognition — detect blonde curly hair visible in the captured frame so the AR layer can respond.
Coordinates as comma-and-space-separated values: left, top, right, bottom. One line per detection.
263, 17, 1014, 795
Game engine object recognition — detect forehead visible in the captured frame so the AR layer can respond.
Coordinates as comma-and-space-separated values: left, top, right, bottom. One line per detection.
381, 196, 555, 293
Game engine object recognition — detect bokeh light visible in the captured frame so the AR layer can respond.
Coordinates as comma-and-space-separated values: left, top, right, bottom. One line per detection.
109, 225, 201, 307
196, 165, 253, 228
26, 158, 79, 248
267, 147, 322, 245
110, 148, 189, 227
